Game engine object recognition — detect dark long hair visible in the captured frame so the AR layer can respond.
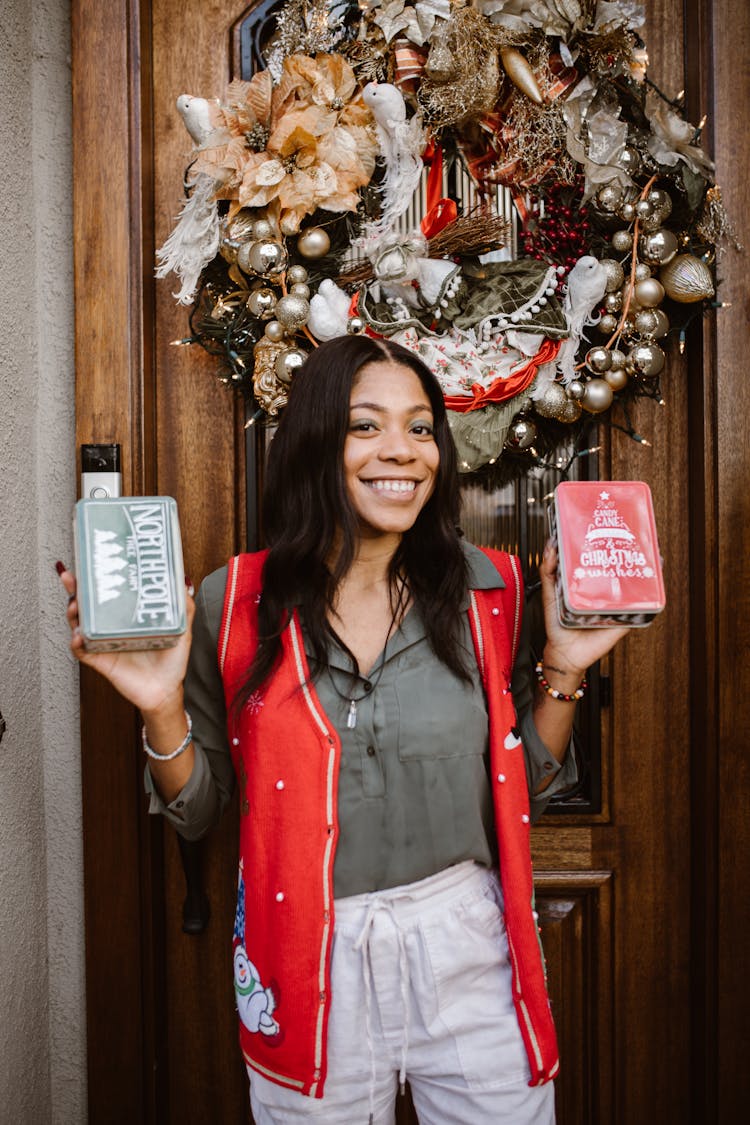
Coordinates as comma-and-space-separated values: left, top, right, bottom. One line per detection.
239, 334, 469, 701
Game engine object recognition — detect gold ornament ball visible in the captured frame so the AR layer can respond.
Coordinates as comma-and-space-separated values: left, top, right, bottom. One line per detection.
535, 382, 569, 419
247, 287, 278, 319
604, 367, 629, 391
634, 262, 652, 281
297, 227, 331, 259
634, 277, 665, 307
611, 230, 634, 253
275, 294, 311, 330
248, 239, 289, 276
629, 343, 666, 376
275, 347, 307, 385
287, 264, 309, 285
610, 348, 627, 369
558, 397, 582, 423
582, 378, 614, 414
600, 259, 625, 292
264, 319, 286, 343
639, 229, 679, 265
347, 316, 365, 334
659, 253, 715, 302
604, 291, 623, 313
505, 418, 538, 450
568, 380, 586, 401
621, 316, 635, 336
599, 313, 619, 335
586, 346, 612, 373
290, 282, 311, 300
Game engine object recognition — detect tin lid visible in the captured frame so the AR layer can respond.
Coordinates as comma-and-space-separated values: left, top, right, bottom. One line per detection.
74, 496, 186, 641
554, 481, 666, 615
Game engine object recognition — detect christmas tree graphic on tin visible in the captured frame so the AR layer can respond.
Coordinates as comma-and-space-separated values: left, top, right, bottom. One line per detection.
93, 529, 128, 604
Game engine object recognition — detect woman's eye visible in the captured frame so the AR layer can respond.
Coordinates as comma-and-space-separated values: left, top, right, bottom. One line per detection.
350, 420, 376, 433
410, 422, 434, 436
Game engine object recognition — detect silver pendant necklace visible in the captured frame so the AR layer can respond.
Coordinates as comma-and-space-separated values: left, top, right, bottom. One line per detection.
328, 582, 406, 731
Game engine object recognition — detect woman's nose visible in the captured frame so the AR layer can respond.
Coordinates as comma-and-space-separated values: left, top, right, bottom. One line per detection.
377, 427, 415, 460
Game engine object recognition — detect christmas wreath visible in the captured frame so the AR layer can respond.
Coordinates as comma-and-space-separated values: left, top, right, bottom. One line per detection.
157, 0, 736, 483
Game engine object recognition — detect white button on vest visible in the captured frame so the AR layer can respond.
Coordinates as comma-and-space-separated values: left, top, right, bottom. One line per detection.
275, 780, 285, 790
275, 892, 284, 902
497, 773, 506, 783
521, 813, 530, 824
492, 607, 500, 616
232, 737, 239, 746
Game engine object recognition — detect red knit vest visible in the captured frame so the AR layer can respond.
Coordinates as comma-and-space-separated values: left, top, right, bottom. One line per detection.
219, 549, 559, 1097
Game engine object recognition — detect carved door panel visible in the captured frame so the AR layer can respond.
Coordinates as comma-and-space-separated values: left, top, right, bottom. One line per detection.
72, 2, 746, 1124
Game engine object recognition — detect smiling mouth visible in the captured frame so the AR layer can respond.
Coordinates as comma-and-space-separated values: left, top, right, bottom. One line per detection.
362, 479, 418, 494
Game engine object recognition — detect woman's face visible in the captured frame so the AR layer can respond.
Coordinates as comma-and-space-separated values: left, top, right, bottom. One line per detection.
343, 360, 440, 540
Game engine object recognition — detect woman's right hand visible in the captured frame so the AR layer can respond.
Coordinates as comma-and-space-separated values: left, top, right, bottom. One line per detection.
57, 563, 196, 717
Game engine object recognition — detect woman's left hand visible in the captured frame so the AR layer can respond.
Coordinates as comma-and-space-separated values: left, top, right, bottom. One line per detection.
538, 540, 631, 679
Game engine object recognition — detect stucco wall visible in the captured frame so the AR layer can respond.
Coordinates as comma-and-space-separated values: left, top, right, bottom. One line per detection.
0, 1, 86, 1121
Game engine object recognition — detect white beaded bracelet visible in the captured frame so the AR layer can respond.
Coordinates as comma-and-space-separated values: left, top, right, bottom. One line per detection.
141, 711, 193, 761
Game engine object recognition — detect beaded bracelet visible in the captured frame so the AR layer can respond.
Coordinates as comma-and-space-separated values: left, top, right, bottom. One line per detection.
534, 660, 587, 702
141, 711, 193, 761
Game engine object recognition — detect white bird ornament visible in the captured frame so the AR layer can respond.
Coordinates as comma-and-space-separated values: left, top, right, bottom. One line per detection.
361, 83, 426, 233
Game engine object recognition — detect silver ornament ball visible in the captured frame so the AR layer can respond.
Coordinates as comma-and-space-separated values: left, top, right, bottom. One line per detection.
597, 184, 623, 212
252, 219, 275, 240
290, 282, 311, 300
634, 262, 652, 281
611, 230, 634, 253
568, 380, 586, 401
650, 309, 670, 338
604, 367, 629, 391
247, 287, 278, 319
582, 378, 614, 414
287, 264, 309, 284
639, 229, 679, 265
598, 313, 619, 335
648, 189, 672, 220
604, 291, 623, 313
610, 348, 627, 369
248, 239, 289, 276
634, 278, 665, 307
264, 319, 286, 343
634, 309, 660, 336
586, 346, 613, 373
617, 146, 642, 176
275, 347, 307, 385
347, 316, 365, 335
297, 227, 331, 259
618, 201, 637, 223
558, 397, 582, 423
505, 418, 538, 450
629, 343, 666, 376
600, 258, 626, 292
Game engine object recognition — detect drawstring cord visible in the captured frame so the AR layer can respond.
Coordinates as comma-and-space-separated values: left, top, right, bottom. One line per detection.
353, 897, 412, 1123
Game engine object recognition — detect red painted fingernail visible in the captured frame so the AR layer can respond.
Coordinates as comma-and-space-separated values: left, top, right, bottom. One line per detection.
55, 561, 66, 576
185, 576, 192, 587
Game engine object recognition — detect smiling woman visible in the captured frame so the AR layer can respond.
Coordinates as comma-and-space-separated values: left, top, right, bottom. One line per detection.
61, 333, 628, 1124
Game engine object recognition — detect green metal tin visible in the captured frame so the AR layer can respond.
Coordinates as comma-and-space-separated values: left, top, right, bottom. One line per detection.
74, 497, 187, 651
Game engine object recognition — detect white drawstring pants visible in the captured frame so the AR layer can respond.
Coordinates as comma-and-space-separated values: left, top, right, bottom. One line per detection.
248, 861, 556, 1124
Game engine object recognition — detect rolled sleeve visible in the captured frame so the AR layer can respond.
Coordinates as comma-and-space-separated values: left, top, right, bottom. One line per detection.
511, 592, 579, 821
143, 567, 235, 840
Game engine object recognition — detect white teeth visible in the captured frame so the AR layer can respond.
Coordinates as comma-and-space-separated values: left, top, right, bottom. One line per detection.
367, 479, 416, 493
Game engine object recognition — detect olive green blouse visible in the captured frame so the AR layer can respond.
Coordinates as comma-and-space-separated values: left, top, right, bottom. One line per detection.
146, 543, 577, 896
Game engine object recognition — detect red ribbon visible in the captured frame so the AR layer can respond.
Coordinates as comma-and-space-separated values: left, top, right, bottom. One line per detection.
444, 338, 561, 413
421, 144, 457, 239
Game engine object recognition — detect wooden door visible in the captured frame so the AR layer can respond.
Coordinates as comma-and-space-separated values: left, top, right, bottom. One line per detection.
72, 2, 750, 1123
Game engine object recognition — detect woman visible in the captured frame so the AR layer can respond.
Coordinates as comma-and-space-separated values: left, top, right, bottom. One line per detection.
60, 335, 627, 1124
